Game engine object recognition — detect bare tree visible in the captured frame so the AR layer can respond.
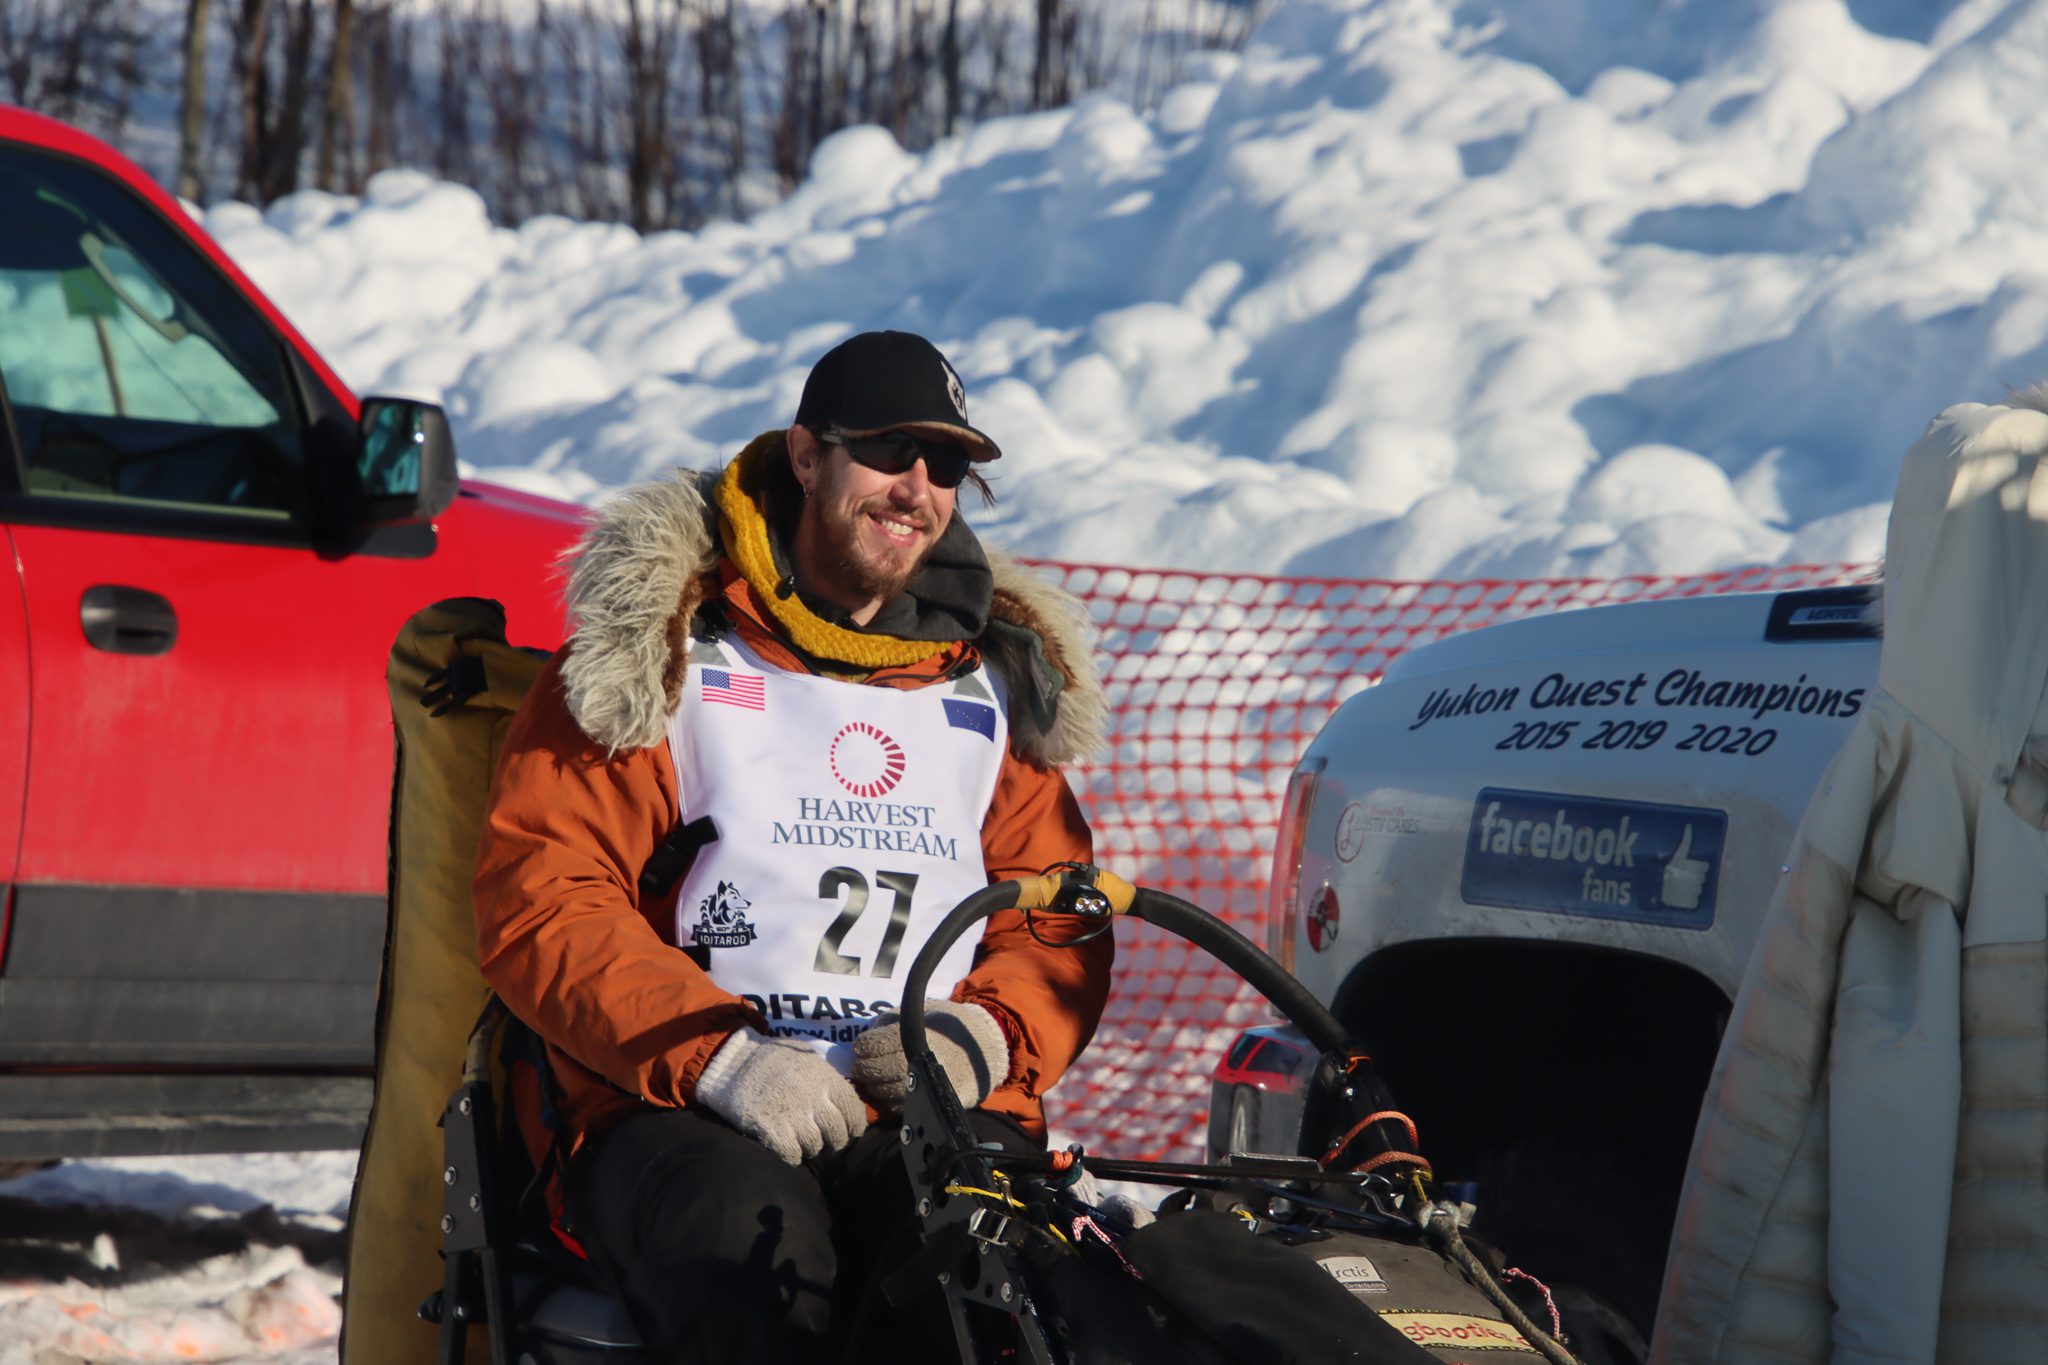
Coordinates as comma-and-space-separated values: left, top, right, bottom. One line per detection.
0, 0, 143, 136
617, 0, 684, 232
316, 0, 354, 190
1031, 0, 1081, 109
469, 0, 558, 222
229, 0, 272, 199
8, 0, 1270, 226
358, 0, 414, 179
176, 0, 213, 200
269, 0, 320, 198
222, 0, 325, 201
941, 0, 961, 134
550, 0, 613, 220
972, 0, 1015, 123
432, 0, 477, 186
1031, 0, 1055, 108
687, 0, 746, 218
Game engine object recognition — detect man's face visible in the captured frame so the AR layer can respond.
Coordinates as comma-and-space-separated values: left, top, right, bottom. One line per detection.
789, 426, 958, 624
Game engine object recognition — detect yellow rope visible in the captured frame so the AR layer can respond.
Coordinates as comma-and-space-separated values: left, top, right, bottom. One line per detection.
943, 1184, 1024, 1207
715, 434, 947, 669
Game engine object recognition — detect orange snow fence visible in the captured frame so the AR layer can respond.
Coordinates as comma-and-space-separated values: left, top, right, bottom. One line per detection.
1035, 559, 1880, 1161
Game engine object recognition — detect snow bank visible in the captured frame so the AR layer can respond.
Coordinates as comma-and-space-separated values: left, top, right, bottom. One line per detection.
202, 0, 2045, 582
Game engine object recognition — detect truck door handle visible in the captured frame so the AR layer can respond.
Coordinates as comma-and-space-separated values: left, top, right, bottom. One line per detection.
80, 585, 179, 655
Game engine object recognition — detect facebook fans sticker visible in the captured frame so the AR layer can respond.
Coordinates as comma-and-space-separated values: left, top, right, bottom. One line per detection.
1460, 788, 1725, 929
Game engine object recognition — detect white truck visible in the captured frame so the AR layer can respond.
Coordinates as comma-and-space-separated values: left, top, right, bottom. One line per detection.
1206, 582, 1879, 1363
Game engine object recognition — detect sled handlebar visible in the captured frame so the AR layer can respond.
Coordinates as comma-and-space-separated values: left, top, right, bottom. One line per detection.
899, 866, 1356, 1075
889, 868, 1435, 1365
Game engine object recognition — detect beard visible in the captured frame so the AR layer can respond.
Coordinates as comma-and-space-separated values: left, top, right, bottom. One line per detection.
809, 495, 939, 606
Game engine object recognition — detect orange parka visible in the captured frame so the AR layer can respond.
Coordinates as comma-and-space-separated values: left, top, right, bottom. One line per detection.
473, 436, 1113, 1169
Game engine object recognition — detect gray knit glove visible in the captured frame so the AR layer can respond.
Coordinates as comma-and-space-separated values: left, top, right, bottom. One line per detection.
694, 1028, 868, 1164
852, 1001, 1010, 1113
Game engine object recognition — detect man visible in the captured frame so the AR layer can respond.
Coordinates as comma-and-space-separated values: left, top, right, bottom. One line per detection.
473, 330, 1112, 1362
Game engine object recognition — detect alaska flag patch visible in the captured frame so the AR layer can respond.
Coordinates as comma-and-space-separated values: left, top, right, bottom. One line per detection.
943, 698, 997, 740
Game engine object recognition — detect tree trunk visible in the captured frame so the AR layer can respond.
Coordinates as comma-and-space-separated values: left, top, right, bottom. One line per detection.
316, 0, 353, 190
1033, 0, 1055, 109
263, 0, 317, 199
483, 2, 541, 221
235, 0, 273, 201
621, 0, 652, 231
434, 2, 472, 185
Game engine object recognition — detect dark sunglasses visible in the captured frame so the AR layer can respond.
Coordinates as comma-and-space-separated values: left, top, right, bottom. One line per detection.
820, 429, 973, 489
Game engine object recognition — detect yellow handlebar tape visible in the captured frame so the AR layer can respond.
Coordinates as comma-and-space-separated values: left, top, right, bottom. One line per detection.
1013, 867, 1138, 916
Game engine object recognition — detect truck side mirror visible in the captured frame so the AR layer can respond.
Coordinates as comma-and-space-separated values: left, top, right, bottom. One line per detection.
355, 397, 459, 525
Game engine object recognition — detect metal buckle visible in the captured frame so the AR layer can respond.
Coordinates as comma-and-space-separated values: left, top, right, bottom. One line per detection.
967, 1206, 1015, 1246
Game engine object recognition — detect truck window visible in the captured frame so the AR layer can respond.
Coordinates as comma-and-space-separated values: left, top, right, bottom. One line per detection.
0, 144, 307, 518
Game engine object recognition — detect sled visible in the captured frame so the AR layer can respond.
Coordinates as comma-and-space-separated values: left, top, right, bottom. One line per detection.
421, 864, 1587, 1365
358, 597, 1587, 1364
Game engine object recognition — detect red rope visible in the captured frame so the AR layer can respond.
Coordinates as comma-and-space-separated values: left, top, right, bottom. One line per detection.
1319, 1109, 1425, 1171
1501, 1267, 1564, 1341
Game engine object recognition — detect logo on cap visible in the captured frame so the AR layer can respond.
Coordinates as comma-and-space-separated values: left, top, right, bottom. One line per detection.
942, 360, 967, 419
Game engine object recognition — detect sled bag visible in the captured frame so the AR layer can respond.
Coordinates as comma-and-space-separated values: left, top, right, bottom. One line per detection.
1122, 1211, 1549, 1363
338, 598, 551, 1365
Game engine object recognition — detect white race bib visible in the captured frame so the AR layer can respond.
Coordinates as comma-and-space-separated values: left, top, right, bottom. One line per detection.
667, 634, 1010, 1072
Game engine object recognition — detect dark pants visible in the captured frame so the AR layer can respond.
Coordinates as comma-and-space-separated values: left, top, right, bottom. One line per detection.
567, 1106, 1036, 1365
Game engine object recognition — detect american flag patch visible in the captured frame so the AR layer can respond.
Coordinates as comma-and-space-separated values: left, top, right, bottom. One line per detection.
702, 668, 765, 711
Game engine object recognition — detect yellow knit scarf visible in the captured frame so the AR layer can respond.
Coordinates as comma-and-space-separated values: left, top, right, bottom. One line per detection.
715, 434, 949, 669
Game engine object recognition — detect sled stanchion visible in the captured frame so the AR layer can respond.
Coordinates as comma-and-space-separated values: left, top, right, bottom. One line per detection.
432, 1004, 519, 1365
897, 878, 1061, 1365
480, 1245, 512, 1365
436, 1252, 468, 1365
900, 880, 1031, 1090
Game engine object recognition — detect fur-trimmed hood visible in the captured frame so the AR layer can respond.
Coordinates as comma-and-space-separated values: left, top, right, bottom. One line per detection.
558, 457, 1107, 766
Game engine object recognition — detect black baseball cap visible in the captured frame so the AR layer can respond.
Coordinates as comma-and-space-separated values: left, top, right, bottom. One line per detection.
794, 330, 1001, 462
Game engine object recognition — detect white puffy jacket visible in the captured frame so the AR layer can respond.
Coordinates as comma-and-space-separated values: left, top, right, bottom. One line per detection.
1652, 394, 2048, 1365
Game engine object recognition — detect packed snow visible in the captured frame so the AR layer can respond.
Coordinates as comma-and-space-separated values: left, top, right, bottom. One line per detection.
9, 0, 2048, 1358
200, 0, 2041, 584
0, 1154, 351, 1363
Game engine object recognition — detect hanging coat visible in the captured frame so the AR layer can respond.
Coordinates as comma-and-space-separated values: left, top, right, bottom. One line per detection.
1651, 392, 2048, 1364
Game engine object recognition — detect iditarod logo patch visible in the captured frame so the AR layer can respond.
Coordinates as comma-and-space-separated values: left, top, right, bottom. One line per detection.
691, 880, 758, 948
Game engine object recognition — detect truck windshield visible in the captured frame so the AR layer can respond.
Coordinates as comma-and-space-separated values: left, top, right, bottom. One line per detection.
0, 143, 306, 518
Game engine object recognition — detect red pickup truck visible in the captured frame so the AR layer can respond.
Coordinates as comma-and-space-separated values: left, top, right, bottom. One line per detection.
0, 106, 584, 1161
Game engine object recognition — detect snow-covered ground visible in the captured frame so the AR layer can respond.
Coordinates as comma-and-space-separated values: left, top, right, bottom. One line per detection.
7, 0, 2046, 1358
0, 1155, 351, 1362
